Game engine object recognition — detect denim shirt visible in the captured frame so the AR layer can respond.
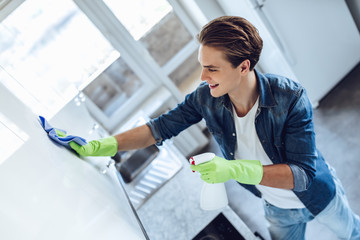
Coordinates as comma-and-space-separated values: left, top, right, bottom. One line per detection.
147, 70, 335, 216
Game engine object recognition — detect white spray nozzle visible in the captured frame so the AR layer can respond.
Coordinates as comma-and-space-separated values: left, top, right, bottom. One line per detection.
190, 152, 215, 165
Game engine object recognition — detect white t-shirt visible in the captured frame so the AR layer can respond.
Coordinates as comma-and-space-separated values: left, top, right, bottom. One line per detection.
233, 98, 305, 209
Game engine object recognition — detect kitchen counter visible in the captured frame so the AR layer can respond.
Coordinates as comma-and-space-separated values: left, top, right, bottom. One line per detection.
134, 142, 258, 240
0, 87, 148, 239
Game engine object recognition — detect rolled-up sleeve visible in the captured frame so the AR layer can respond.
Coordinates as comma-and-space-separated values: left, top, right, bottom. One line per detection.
289, 164, 309, 191
146, 120, 163, 146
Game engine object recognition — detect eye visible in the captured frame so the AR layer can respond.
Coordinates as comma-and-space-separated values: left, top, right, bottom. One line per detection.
208, 69, 217, 72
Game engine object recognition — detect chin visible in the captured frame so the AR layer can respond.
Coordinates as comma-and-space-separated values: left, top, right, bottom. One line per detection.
210, 90, 224, 98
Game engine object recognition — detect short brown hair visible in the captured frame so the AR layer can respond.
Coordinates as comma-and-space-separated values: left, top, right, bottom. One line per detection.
197, 16, 263, 70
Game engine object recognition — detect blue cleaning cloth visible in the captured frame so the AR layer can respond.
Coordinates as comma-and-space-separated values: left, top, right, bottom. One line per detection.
39, 115, 87, 149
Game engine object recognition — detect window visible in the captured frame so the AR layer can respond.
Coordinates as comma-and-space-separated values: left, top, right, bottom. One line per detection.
83, 57, 142, 118
103, 0, 172, 41
103, 0, 200, 91
1, 0, 201, 131
0, 0, 117, 117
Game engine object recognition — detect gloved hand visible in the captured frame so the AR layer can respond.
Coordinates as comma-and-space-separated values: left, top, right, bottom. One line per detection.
69, 136, 118, 157
55, 129, 118, 157
190, 155, 263, 185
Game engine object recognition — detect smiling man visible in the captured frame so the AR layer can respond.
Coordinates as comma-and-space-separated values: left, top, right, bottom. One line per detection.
69, 16, 360, 239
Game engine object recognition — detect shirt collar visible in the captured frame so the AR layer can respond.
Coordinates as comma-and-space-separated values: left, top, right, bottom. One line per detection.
222, 69, 277, 112
255, 69, 277, 108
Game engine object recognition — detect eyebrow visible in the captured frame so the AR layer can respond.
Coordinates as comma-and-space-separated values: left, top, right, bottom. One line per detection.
203, 65, 219, 69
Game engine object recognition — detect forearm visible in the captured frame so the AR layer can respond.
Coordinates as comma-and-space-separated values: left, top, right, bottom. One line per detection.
114, 124, 156, 151
260, 164, 294, 189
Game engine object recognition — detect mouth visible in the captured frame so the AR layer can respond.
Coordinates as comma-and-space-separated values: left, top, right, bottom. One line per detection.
209, 83, 219, 89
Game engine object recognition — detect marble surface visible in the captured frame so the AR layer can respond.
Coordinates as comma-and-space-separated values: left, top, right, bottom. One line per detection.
135, 144, 258, 240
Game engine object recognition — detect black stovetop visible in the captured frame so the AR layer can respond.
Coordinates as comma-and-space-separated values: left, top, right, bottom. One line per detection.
192, 213, 246, 240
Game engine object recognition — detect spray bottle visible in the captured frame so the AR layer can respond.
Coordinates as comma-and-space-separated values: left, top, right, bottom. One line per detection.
190, 152, 228, 211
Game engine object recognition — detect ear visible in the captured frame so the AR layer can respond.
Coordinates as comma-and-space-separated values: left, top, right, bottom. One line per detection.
239, 59, 251, 73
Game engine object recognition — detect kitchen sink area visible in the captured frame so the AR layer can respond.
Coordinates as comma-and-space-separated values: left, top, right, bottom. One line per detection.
125, 141, 261, 240
115, 143, 183, 209
119, 145, 160, 184
109, 116, 259, 239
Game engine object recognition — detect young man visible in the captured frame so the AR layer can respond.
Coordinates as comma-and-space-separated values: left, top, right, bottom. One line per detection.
70, 16, 360, 239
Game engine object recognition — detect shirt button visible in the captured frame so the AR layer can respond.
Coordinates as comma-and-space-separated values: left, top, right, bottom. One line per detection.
230, 152, 234, 156
232, 133, 236, 136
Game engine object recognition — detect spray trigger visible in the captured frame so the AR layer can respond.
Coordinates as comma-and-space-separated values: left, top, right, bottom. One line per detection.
190, 156, 195, 172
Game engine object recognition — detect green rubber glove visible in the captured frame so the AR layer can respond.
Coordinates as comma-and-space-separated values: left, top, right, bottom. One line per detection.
55, 129, 118, 157
190, 155, 263, 185
69, 136, 118, 157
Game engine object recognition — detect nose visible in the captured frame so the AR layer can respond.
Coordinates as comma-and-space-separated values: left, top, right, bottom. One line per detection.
200, 69, 208, 82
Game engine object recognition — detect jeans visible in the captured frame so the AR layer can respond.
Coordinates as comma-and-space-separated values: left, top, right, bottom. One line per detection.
263, 171, 360, 240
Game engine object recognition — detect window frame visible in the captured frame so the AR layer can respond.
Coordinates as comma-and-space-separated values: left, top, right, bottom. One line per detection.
1, 0, 204, 132
74, 0, 166, 131
74, 0, 204, 132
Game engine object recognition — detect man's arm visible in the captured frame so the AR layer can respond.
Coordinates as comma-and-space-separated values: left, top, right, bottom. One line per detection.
69, 124, 156, 157
191, 156, 296, 190
71, 86, 203, 157
260, 164, 294, 189
114, 124, 156, 151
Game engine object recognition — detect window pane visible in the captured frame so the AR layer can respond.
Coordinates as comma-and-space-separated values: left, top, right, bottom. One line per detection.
103, 0, 172, 40
103, 0, 193, 67
169, 51, 200, 92
83, 57, 142, 117
139, 12, 192, 67
0, 0, 125, 117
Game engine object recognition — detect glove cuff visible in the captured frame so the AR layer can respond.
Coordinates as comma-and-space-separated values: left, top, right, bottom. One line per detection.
98, 136, 118, 157
231, 159, 263, 185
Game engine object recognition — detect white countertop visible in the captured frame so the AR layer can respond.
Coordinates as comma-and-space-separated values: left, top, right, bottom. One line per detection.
0, 87, 147, 240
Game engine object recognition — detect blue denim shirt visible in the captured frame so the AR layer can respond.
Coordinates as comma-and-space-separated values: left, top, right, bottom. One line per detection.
147, 70, 335, 216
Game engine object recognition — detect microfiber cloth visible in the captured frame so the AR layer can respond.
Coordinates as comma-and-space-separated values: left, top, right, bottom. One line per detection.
38, 115, 87, 149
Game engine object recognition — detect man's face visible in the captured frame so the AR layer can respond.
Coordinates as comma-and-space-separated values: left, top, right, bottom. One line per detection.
198, 45, 243, 98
